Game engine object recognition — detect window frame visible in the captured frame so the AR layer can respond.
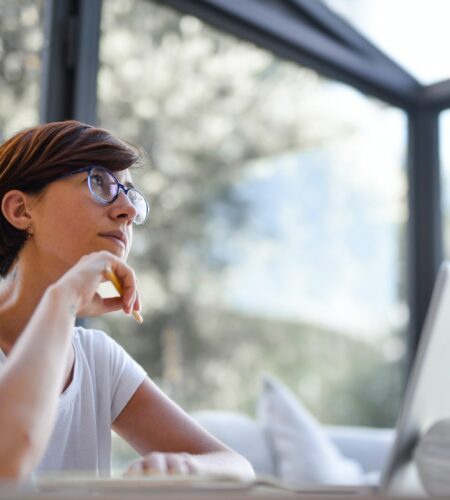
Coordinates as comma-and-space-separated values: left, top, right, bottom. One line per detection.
41, 0, 449, 379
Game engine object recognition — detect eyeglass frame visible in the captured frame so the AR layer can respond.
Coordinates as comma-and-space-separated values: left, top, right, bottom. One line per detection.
54, 165, 149, 225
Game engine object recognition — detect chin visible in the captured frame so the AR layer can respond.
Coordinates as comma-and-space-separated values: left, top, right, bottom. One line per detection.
103, 246, 127, 259
95, 241, 126, 258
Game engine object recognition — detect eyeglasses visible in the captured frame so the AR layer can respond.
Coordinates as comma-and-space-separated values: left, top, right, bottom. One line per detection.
56, 166, 150, 225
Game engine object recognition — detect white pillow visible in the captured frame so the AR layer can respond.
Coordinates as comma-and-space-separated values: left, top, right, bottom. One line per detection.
258, 374, 365, 486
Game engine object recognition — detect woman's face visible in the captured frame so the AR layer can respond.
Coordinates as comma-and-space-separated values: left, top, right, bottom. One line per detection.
27, 168, 137, 272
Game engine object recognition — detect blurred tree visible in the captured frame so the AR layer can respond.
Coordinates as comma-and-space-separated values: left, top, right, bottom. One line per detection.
0, 0, 405, 433
96, 0, 405, 429
0, 0, 43, 138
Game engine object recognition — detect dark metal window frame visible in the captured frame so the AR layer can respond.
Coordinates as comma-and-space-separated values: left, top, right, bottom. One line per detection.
40, 0, 450, 375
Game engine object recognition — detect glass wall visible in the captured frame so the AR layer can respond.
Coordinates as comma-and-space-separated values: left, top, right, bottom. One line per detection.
0, 0, 44, 139
440, 110, 450, 255
97, 0, 408, 471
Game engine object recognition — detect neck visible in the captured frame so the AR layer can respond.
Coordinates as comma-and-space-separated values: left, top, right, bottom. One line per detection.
0, 248, 67, 354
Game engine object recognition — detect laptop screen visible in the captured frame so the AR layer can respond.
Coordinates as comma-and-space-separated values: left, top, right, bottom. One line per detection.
380, 261, 450, 496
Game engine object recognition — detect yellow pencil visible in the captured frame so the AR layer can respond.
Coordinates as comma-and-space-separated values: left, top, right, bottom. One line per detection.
105, 266, 143, 324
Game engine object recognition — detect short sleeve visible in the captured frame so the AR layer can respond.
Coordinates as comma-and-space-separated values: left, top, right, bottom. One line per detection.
104, 333, 147, 422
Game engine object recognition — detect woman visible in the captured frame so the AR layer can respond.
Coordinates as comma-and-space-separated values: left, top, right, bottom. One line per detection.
0, 120, 254, 480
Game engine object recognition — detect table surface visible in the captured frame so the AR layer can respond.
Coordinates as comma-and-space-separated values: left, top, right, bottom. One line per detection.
0, 477, 424, 500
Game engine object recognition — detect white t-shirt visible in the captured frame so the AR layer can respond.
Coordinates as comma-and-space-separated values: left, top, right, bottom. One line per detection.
0, 326, 147, 476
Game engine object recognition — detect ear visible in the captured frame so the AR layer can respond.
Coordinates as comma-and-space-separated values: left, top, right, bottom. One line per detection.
1, 190, 34, 231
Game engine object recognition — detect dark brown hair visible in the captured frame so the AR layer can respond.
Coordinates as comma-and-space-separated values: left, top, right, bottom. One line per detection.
0, 120, 142, 277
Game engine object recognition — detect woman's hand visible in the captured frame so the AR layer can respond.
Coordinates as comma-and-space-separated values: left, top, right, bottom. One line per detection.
50, 250, 140, 318
124, 450, 254, 480
125, 452, 198, 477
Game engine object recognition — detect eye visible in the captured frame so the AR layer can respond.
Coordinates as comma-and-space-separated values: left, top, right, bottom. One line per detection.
91, 174, 104, 187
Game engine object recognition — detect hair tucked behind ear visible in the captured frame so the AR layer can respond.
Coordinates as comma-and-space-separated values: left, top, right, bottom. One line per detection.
0, 206, 27, 278
0, 120, 143, 278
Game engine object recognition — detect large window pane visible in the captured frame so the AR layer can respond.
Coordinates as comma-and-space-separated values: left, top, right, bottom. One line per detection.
440, 111, 450, 256
97, 0, 408, 472
0, 0, 44, 139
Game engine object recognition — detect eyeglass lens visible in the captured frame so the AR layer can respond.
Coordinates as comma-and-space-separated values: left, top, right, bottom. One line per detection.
89, 167, 149, 224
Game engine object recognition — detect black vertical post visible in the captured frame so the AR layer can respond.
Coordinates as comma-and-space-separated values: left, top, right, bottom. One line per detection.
40, 0, 102, 125
407, 104, 443, 374
40, 0, 103, 328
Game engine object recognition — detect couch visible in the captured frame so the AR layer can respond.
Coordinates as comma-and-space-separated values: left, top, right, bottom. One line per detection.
193, 375, 395, 486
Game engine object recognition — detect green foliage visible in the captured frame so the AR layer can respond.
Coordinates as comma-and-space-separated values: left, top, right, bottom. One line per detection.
96, 0, 405, 431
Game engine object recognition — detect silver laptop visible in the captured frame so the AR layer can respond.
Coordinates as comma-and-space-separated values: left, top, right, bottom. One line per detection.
377, 261, 450, 496
300, 261, 450, 497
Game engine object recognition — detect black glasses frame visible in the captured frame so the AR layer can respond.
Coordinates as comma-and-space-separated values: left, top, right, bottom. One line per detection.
55, 165, 149, 224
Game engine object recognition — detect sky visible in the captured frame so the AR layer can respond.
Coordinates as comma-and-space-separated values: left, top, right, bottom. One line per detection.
324, 0, 450, 84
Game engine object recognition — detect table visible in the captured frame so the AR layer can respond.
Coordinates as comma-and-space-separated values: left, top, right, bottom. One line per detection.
0, 477, 423, 500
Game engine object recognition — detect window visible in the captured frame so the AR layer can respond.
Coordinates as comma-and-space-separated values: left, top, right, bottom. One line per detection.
440, 110, 450, 256
0, 0, 44, 139
97, 0, 407, 472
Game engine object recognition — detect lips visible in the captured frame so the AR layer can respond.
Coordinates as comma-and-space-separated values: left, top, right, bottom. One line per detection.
98, 230, 128, 249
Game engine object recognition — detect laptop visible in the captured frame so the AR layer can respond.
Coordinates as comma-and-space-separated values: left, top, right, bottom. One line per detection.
377, 260, 450, 496
294, 260, 450, 497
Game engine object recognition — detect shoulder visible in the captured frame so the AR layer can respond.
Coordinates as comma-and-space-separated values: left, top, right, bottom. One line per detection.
72, 326, 144, 375
72, 325, 119, 359
73, 327, 147, 415
72, 325, 131, 382
73, 325, 112, 347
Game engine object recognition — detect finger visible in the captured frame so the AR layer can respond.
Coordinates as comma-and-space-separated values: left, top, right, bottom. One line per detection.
166, 454, 190, 475
133, 288, 141, 312
125, 454, 169, 477
128, 289, 137, 316
180, 452, 197, 474
77, 294, 120, 317
117, 270, 136, 314
125, 460, 144, 476
105, 260, 137, 313
141, 453, 168, 475
101, 296, 125, 313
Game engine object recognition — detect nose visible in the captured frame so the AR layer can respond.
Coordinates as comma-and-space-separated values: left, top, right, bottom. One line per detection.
110, 189, 138, 223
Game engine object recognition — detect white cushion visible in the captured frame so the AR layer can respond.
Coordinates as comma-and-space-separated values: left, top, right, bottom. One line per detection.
258, 374, 365, 486
192, 410, 275, 475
